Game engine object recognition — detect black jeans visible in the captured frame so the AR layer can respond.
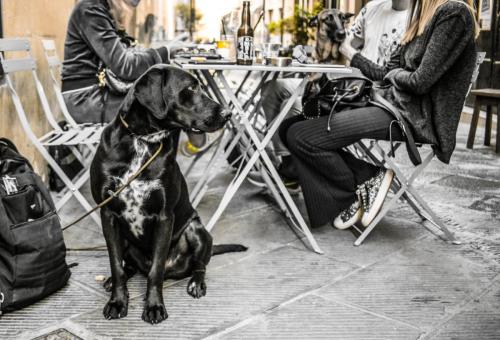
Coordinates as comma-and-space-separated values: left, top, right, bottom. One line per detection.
280, 106, 403, 228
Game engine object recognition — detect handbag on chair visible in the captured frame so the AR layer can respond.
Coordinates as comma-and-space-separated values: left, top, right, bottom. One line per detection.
301, 72, 422, 166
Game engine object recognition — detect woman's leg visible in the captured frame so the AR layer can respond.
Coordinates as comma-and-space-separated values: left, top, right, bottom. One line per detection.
278, 115, 306, 181
261, 79, 303, 157
285, 106, 403, 227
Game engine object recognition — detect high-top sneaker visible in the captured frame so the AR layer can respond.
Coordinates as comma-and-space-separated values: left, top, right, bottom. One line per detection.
360, 169, 394, 226
333, 199, 363, 229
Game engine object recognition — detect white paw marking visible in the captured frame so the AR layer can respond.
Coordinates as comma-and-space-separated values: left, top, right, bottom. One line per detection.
114, 138, 163, 238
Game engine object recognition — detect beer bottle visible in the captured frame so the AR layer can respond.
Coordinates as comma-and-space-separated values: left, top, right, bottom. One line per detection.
237, 1, 254, 65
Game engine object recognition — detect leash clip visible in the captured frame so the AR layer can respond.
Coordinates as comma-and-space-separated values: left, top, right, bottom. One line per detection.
107, 189, 118, 198
97, 70, 106, 88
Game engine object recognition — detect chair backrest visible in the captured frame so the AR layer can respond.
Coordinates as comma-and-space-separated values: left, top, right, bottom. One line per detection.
41, 39, 79, 128
0, 38, 63, 139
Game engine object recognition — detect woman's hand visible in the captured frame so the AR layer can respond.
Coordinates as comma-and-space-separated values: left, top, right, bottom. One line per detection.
383, 68, 404, 89
293, 45, 310, 64
339, 36, 357, 61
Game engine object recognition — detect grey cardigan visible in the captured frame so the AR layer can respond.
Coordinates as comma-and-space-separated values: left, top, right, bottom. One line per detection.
62, 0, 169, 91
351, 1, 477, 163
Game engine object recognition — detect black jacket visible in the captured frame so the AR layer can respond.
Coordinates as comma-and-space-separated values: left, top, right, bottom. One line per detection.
351, 1, 477, 163
62, 0, 169, 92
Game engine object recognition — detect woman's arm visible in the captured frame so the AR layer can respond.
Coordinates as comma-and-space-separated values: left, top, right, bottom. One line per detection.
385, 10, 474, 95
350, 50, 400, 81
79, 4, 169, 81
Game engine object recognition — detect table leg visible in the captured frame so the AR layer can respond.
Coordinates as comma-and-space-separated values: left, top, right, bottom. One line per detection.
212, 72, 323, 254
192, 70, 269, 216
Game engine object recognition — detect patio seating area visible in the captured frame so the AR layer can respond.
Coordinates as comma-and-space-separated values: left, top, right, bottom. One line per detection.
1, 119, 499, 340
1, 0, 499, 339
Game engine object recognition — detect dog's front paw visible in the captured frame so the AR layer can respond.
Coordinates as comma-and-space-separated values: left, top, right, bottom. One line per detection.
103, 297, 128, 319
142, 303, 168, 324
187, 277, 206, 299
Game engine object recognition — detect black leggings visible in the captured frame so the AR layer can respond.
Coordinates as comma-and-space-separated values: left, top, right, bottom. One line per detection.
279, 106, 403, 228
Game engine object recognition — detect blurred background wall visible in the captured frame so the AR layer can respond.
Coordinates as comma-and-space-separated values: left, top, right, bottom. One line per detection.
1, 0, 76, 179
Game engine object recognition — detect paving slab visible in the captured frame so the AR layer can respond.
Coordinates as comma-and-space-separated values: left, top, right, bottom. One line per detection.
315, 237, 499, 331
70, 246, 358, 339
208, 205, 302, 268
289, 215, 427, 268
0, 281, 106, 340
220, 294, 422, 340
430, 281, 500, 340
65, 205, 303, 300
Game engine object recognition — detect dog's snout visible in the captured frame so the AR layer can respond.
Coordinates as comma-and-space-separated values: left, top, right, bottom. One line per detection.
336, 29, 346, 40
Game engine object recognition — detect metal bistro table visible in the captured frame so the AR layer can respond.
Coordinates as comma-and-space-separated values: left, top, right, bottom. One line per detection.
178, 61, 353, 254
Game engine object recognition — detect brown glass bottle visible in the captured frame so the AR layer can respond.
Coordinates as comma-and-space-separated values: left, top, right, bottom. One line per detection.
237, 1, 254, 65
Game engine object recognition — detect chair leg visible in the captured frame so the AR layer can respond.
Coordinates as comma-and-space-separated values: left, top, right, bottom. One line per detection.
484, 105, 492, 146
405, 186, 460, 244
467, 98, 481, 149
496, 104, 500, 153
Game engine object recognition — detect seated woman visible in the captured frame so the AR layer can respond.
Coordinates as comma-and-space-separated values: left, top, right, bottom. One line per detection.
61, 0, 170, 124
279, 0, 478, 229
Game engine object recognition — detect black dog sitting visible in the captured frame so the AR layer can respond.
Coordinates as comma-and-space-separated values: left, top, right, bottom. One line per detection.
90, 65, 246, 324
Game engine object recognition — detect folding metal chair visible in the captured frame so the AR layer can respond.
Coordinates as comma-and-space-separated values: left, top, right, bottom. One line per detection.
352, 52, 486, 246
41, 39, 102, 155
0, 38, 101, 226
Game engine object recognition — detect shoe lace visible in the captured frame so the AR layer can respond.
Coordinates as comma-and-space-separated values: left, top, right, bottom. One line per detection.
357, 183, 369, 213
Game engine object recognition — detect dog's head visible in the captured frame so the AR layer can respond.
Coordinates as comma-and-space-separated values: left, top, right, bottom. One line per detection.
309, 9, 354, 43
123, 65, 231, 133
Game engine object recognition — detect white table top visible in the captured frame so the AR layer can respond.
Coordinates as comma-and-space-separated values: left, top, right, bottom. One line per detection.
175, 60, 353, 74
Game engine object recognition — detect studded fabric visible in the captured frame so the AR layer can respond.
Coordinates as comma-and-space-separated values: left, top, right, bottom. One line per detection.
358, 169, 385, 214
338, 200, 361, 223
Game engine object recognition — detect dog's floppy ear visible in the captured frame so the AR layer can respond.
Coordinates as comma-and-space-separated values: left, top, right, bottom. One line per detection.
341, 12, 355, 21
308, 15, 318, 28
134, 67, 169, 119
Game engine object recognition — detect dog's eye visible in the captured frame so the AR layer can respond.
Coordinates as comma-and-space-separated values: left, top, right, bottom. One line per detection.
187, 85, 197, 92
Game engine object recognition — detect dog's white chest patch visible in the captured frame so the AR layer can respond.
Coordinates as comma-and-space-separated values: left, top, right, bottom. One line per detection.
114, 139, 162, 238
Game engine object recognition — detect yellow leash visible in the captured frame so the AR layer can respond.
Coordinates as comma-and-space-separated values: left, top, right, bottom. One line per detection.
62, 126, 165, 231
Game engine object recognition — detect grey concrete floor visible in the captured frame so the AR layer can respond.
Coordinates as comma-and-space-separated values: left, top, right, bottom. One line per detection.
1, 120, 499, 340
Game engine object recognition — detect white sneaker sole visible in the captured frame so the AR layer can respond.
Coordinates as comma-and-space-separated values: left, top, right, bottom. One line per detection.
361, 170, 394, 227
333, 207, 363, 229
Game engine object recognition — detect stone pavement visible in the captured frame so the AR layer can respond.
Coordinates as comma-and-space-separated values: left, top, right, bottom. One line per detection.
1, 120, 499, 340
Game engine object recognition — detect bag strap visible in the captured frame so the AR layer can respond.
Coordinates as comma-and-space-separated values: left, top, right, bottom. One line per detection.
371, 91, 422, 166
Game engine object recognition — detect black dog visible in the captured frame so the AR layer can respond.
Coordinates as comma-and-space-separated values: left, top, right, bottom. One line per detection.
90, 65, 246, 324
309, 9, 354, 63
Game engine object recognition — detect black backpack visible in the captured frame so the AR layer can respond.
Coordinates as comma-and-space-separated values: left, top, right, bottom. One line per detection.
0, 138, 71, 314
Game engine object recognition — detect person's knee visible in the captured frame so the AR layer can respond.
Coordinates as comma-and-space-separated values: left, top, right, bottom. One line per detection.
262, 79, 296, 101
286, 123, 304, 154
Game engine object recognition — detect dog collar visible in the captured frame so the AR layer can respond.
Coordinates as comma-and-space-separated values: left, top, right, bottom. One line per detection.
119, 114, 171, 143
